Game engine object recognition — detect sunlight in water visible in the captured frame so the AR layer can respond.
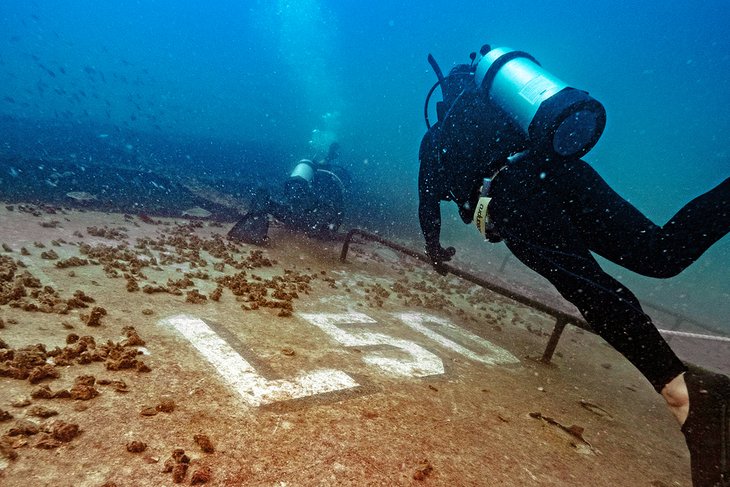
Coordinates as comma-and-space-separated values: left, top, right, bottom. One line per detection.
274, 0, 344, 141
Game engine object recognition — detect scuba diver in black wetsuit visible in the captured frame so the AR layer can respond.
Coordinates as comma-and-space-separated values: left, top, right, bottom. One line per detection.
229, 142, 349, 244
418, 44, 730, 486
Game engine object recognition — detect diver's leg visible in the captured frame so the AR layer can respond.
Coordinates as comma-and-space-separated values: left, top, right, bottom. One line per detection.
249, 187, 272, 214
657, 176, 730, 274
492, 169, 729, 485
490, 192, 686, 392
267, 198, 292, 224
564, 163, 729, 278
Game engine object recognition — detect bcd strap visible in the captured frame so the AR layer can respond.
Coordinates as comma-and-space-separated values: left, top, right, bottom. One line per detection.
473, 195, 493, 238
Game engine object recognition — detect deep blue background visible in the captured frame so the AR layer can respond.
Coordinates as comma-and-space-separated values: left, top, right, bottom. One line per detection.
1, 1, 728, 328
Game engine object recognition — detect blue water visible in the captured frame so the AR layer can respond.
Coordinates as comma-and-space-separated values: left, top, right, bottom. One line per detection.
1, 1, 728, 328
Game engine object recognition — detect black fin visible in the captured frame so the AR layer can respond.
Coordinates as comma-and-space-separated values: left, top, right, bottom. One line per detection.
227, 212, 270, 246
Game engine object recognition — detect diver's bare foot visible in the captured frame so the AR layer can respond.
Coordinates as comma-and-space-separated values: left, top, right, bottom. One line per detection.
662, 372, 690, 425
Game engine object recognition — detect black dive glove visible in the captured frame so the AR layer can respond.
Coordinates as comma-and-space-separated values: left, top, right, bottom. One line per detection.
425, 243, 456, 276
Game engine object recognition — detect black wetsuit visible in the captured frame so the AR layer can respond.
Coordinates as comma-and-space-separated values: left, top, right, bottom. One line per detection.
419, 124, 730, 392
279, 162, 349, 237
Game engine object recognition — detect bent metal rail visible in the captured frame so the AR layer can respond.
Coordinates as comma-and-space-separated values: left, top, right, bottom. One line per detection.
339, 228, 584, 363
339, 229, 730, 364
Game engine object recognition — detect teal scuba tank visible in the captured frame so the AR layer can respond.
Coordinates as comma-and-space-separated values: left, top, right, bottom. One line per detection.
473, 45, 606, 159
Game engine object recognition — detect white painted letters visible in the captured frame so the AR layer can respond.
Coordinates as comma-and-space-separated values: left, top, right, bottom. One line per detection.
160, 314, 358, 407
396, 312, 519, 366
160, 311, 519, 407
299, 312, 445, 377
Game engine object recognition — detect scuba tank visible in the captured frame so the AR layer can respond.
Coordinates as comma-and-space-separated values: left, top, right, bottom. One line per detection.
288, 159, 315, 186
474, 46, 606, 158
285, 159, 316, 212
426, 44, 606, 159
285, 158, 346, 236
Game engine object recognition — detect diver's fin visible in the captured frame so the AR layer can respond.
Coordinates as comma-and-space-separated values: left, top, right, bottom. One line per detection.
227, 212, 270, 245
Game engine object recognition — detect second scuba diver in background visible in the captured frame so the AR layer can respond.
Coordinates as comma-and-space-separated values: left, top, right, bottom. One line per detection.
228, 142, 350, 244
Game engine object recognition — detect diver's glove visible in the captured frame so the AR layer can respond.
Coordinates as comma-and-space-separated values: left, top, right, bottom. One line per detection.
425, 243, 456, 276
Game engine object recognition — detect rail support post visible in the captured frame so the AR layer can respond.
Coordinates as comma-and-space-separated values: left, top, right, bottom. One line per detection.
541, 316, 568, 364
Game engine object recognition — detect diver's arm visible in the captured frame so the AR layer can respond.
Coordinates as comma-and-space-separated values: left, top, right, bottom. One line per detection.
418, 130, 455, 274
418, 167, 442, 251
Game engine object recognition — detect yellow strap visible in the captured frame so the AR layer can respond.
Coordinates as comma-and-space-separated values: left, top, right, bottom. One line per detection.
473, 196, 492, 237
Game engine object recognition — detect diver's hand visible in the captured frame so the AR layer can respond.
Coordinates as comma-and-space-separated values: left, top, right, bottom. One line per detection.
425, 244, 456, 276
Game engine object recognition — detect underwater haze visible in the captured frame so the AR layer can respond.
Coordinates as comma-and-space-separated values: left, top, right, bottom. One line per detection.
1, 1, 728, 329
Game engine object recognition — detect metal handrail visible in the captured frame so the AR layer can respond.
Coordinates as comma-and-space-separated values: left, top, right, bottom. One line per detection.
339, 228, 590, 363
338, 228, 728, 362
